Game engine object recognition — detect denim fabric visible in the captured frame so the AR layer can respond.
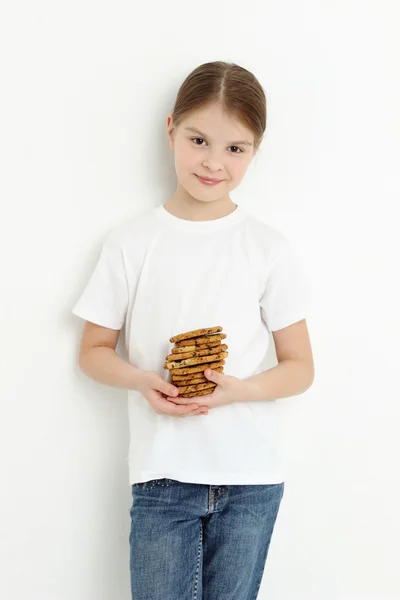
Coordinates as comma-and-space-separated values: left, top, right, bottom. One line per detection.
129, 478, 284, 599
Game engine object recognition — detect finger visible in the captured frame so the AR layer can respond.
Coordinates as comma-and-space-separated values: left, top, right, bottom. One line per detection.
159, 381, 179, 397
182, 396, 203, 404
180, 392, 214, 404
182, 406, 208, 418
164, 398, 208, 417
166, 395, 200, 405
162, 398, 200, 415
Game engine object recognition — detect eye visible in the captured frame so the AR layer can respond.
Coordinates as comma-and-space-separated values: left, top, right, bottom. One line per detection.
228, 146, 244, 154
191, 138, 243, 153
192, 137, 206, 146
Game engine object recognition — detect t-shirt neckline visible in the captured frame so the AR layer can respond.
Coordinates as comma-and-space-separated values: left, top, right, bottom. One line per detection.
153, 203, 246, 231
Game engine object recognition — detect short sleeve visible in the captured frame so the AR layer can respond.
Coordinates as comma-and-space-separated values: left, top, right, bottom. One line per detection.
72, 232, 128, 330
260, 241, 311, 332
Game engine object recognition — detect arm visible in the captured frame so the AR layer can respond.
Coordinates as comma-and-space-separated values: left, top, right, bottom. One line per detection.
77, 321, 144, 390
242, 319, 314, 402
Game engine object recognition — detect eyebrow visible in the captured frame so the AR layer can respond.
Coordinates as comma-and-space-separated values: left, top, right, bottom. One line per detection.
184, 126, 253, 146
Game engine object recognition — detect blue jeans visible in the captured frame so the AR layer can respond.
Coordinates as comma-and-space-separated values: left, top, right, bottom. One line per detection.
129, 478, 285, 599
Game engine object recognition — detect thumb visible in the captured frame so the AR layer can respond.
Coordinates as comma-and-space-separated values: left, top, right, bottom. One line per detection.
204, 368, 224, 384
154, 373, 179, 397
163, 381, 179, 397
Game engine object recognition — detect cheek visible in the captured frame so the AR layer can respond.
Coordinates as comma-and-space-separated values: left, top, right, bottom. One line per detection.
175, 149, 198, 174
230, 160, 247, 179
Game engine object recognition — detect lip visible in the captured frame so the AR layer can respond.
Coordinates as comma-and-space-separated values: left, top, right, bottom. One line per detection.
196, 174, 223, 185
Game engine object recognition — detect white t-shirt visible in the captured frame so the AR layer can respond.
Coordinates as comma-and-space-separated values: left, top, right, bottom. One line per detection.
72, 204, 311, 485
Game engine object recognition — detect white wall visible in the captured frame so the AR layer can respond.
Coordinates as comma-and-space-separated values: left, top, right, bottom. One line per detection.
1, 1, 399, 599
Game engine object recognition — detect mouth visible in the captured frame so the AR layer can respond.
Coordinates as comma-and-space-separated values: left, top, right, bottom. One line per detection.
195, 174, 224, 185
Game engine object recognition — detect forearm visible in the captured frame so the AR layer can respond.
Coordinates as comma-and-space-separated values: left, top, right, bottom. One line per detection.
241, 359, 314, 403
79, 346, 144, 390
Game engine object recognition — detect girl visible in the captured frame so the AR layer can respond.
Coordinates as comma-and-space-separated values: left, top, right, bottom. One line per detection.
73, 61, 314, 599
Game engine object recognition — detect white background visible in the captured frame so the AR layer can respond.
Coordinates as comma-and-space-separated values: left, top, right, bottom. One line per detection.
1, 1, 399, 599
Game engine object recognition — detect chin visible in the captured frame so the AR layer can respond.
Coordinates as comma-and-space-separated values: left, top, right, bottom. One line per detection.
191, 193, 222, 203
181, 185, 214, 202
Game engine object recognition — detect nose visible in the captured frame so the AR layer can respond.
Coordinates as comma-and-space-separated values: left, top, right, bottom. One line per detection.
202, 150, 224, 173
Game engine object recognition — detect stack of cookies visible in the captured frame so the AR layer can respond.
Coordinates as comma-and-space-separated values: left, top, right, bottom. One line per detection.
163, 326, 228, 398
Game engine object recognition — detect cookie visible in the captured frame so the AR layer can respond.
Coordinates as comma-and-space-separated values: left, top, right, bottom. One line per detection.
184, 378, 209, 386
180, 388, 215, 398
165, 344, 228, 362
171, 368, 223, 383
171, 368, 222, 382
171, 376, 207, 385
171, 372, 209, 381
171, 345, 197, 354
174, 333, 226, 347
164, 351, 228, 370
170, 326, 223, 343
170, 359, 225, 376
170, 368, 223, 385
177, 382, 216, 394
196, 339, 225, 350
171, 339, 222, 353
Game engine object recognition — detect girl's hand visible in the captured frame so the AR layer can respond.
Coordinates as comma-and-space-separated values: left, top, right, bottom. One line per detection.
166, 369, 246, 410
136, 370, 207, 418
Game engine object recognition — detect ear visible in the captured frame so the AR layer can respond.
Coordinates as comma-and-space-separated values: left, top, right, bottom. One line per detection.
167, 115, 175, 150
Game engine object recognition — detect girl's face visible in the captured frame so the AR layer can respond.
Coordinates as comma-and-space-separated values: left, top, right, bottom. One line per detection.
167, 103, 259, 204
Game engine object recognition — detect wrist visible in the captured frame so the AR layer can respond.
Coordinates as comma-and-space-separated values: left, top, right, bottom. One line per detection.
130, 366, 146, 391
240, 374, 263, 403
232, 377, 252, 403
